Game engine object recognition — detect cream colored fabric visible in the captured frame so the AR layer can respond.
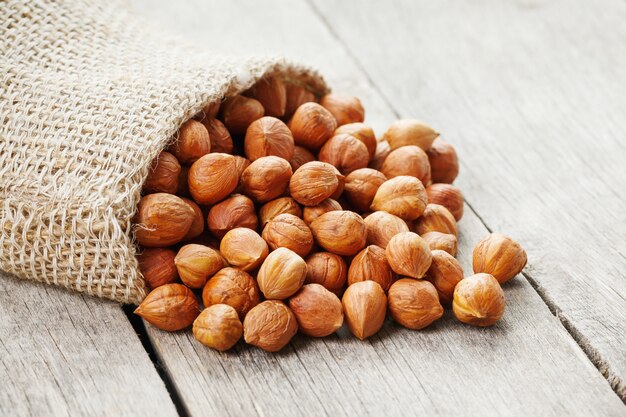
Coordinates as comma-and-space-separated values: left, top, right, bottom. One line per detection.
0, 0, 328, 303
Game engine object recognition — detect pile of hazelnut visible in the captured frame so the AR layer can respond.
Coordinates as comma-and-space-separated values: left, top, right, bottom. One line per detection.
133, 76, 527, 352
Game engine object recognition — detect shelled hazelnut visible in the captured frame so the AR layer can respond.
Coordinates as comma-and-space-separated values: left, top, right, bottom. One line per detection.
305, 252, 347, 296
288, 284, 343, 337
171, 120, 211, 164
137, 248, 178, 290
426, 183, 464, 221
193, 304, 243, 352
134, 193, 196, 247
386, 232, 432, 279
335, 123, 376, 160
289, 146, 316, 171
134, 283, 200, 331
285, 84, 316, 119
175, 244, 224, 289
256, 247, 307, 299
388, 278, 443, 330
425, 250, 464, 305
414, 204, 457, 236
241, 156, 292, 203
289, 102, 337, 150
310, 210, 367, 256
371, 176, 428, 221
245, 76, 287, 118
258, 197, 303, 226
202, 118, 234, 154
144, 151, 181, 194
381, 145, 431, 186
472, 233, 527, 284
348, 245, 395, 292
244, 116, 295, 161
262, 213, 313, 257
344, 168, 387, 212
243, 300, 298, 352
220, 228, 269, 271
342, 281, 387, 340
318, 133, 369, 175
188, 153, 238, 205
289, 161, 339, 206
383, 119, 439, 151
421, 231, 458, 257
363, 211, 409, 248
320, 94, 365, 126
369, 140, 392, 171
202, 267, 260, 318
302, 198, 342, 225
181, 198, 204, 241
427, 138, 459, 184
207, 194, 258, 238
453, 273, 505, 326
220, 95, 265, 135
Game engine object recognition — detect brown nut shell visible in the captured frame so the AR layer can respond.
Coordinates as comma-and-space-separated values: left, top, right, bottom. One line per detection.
220, 228, 269, 271
472, 233, 527, 284
134, 283, 199, 331
241, 156, 292, 203
302, 198, 342, 225
421, 231, 458, 257
289, 161, 339, 206
243, 300, 298, 352
388, 278, 443, 330
138, 248, 179, 290
348, 245, 395, 292
381, 145, 431, 186
244, 116, 295, 161
425, 250, 464, 305
342, 281, 387, 340
172, 119, 211, 164
335, 123, 376, 159
363, 211, 409, 249
188, 153, 238, 205
174, 244, 224, 289
202, 267, 260, 319
320, 94, 365, 126
256, 247, 307, 300
220, 95, 265, 135
383, 119, 439, 151
289, 102, 337, 150
310, 210, 367, 256
318, 133, 369, 175
288, 284, 344, 337
427, 138, 459, 184
262, 213, 313, 257
344, 168, 387, 212
193, 304, 242, 351
207, 194, 258, 239
386, 232, 432, 278
414, 204, 457, 236
135, 193, 195, 247
259, 197, 302, 226
426, 183, 464, 221
370, 176, 428, 221
143, 151, 181, 194
453, 273, 505, 326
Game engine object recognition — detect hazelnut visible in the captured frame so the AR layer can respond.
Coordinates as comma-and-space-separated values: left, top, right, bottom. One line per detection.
135, 193, 195, 247
193, 304, 242, 351
335, 123, 376, 159
284, 83, 316, 119
203, 117, 234, 154
262, 213, 314, 257
386, 232, 432, 278
342, 281, 387, 340
289, 146, 316, 171
171, 119, 211, 163
414, 204, 457, 236
259, 197, 302, 226
453, 273, 505, 326
421, 231, 458, 257
369, 140, 392, 171
220, 95, 265, 135
370, 176, 428, 221
381, 145, 431, 185
472, 233, 527, 284
220, 228, 269, 271
318, 134, 369, 175
143, 151, 181, 194
363, 211, 409, 248
243, 300, 298, 352
202, 267, 260, 318
302, 198, 342, 225
174, 244, 224, 289
305, 252, 348, 296
288, 284, 343, 337
181, 198, 204, 241
233, 155, 251, 193
188, 153, 238, 205
425, 250, 464, 305
383, 119, 439, 151
289, 102, 337, 150
244, 116, 295, 161
134, 283, 199, 331
426, 183, 464, 221
207, 194, 258, 238
310, 211, 367, 256
427, 138, 459, 184
241, 156, 292, 203
256, 247, 307, 299
289, 161, 339, 206
246, 76, 287, 117
176, 165, 190, 197
138, 248, 178, 290
344, 168, 387, 212
198, 101, 220, 120
320, 94, 365, 126
388, 278, 443, 330
330, 165, 345, 200
348, 245, 394, 291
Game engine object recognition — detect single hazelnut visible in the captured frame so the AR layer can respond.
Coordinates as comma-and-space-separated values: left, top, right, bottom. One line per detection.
289, 102, 337, 150
171, 119, 211, 164
180, 198, 204, 241
220, 95, 265, 135
289, 161, 339, 206
193, 304, 242, 351
198, 101, 220, 120
284, 84, 316, 119
320, 94, 365, 126
426, 183, 464, 221
241, 156, 292, 203
245, 76, 287, 117
381, 145, 431, 185
383, 119, 439, 151
305, 252, 347, 296
289, 146, 316, 171
188, 153, 238, 205
335, 123, 376, 159
427, 138, 459, 184
233, 155, 251, 193
414, 204, 457, 236
421, 231, 458, 257
288, 284, 344, 338
244, 116, 295, 161
143, 151, 181, 194
243, 300, 298, 352
318, 134, 369, 175
472, 233, 527, 284
262, 213, 314, 257
220, 228, 269, 271
386, 232, 432, 278
453, 273, 505, 326
202, 267, 260, 318
363, 211, 409, 248
302, 198, 342, 225
202, 117, 234, 154
330, 165, 345, 200
425, 250, 464, 306
344, 168, 387, 212
388, 278, 443, 330
134, 193, 195, 247
310, 211, 367, 256
137, 248, 178, 290
207, 194, 258, 239
342, 281, 387, 340
259, 197, 302, 226
369, 140, 392, 171
348, 245, 394, 291
370, 176, 428, 221
176, 165, 190, 197
174, 244, 224, 289
256, 247, 307, 299
134, 283, 199, 331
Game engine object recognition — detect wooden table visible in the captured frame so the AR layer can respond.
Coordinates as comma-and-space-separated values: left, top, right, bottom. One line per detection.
2, 0, 625, 415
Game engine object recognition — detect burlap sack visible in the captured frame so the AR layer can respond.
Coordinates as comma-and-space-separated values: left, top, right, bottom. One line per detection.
0, 0, 329, 304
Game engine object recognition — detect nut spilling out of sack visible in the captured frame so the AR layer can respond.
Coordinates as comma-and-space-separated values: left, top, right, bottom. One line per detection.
133, 76, 527, 352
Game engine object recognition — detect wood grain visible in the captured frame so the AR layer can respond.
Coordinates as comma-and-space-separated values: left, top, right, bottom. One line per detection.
309, 0, 626, 401
0, 272, 178, 417
131, 0, 626, 415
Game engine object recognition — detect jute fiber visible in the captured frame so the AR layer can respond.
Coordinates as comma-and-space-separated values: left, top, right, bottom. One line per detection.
0, 0, 329, 303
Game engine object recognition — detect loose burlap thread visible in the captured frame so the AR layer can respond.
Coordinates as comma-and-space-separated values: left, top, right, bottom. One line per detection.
0, 0, 329, 304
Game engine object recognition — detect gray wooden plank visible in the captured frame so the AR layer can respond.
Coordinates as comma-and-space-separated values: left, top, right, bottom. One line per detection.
129, 0, 626, 415
0, 272, 178, 417
309, 0, 626, 401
